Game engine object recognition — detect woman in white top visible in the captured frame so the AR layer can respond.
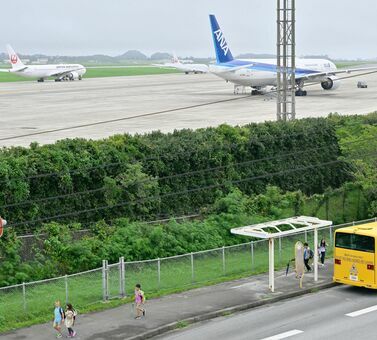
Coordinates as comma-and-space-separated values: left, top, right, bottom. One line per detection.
318, 239, 327, 266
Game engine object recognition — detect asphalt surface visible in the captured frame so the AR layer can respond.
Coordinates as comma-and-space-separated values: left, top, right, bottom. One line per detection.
160, 284, 377, 340
1, 72, 377, 147
0, 263, 333, 339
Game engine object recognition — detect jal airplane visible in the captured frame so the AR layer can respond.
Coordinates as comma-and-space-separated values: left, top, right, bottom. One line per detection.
0, 45, 86, 82
209, 14, 377, 95
154, 53, 208, 74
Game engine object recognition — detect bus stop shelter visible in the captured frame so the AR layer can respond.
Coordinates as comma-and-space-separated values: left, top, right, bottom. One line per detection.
231, 216, 332, 292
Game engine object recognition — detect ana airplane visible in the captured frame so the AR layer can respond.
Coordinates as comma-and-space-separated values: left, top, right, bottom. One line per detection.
154, 53, 208, 74
209, 14, 377, 95
0, 45, 86, 82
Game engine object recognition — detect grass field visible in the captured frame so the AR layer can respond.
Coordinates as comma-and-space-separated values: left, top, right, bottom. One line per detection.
0, 187, 366, 333
0, 66, 180, 83
0, 227, 338, 333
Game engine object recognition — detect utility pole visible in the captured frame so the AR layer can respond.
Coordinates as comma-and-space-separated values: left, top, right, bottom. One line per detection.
276, 0, 296, 121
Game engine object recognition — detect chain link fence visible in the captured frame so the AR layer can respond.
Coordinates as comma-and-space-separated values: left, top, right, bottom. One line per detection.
0, 217, 375, 331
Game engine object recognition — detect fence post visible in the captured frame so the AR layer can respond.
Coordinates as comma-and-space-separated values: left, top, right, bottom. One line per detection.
65, 275, 68, 304
222, 246, 226, 275
191, 252, 194, 282
278, 237, 282, 266
22, 282, 27, 312
119, 257, 125, 298
250, 241, 254, 271
157, 258, 161, 288
102, 260, 109, 302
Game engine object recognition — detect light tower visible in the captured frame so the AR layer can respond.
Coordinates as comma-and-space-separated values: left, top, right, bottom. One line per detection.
276, 0, 296, 121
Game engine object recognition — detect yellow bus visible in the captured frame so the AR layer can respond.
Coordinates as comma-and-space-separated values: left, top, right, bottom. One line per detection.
333, 221, 377, 289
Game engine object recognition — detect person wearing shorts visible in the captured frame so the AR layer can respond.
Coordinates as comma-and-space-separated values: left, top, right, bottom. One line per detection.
53, 300, 64, 338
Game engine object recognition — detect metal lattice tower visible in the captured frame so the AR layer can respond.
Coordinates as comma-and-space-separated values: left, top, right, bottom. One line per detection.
276, 0, 296, 121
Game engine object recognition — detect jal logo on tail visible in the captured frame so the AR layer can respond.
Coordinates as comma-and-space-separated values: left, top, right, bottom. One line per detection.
10, 54, 18, 64
214, 29, 229, 56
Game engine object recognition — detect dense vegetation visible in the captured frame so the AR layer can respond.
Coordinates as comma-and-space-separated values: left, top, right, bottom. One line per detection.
0, 118, 349, 234
0, 113, 375, 287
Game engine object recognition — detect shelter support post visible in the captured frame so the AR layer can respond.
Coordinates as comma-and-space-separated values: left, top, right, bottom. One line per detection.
269, 238, 275, 292
314, 227, 318, 282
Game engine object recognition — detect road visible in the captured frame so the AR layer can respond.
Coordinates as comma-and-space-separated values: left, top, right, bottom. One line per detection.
160, 285, 377, 340
1, 72, 377, 147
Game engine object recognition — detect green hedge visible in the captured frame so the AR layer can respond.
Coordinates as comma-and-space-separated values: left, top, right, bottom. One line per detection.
0, 118, 350, 233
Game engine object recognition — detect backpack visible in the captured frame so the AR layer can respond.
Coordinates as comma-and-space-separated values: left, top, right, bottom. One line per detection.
309, 249, 314, 259
59, 307, 65, 319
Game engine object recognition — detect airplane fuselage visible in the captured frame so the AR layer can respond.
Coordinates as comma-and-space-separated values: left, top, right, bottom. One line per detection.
11, 64, 86, 79
210, 58, 337, 87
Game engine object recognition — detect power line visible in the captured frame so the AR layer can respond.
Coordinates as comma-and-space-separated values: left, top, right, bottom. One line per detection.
0, 142, 345, 209
8, 151, 376, 228
0, 129, 372, 188
0, 135, 373, 210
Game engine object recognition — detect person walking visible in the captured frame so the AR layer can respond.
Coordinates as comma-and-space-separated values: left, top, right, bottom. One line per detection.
318, 239, 327, 266
134, 283, 146, 319
303, 242, 312, 272
53, 300, 65, 338
65, 303, 77, 338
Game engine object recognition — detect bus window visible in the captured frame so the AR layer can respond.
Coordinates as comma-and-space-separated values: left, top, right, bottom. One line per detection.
335, 233, 375, 253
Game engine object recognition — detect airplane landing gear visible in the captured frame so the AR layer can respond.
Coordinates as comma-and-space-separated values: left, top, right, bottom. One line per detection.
295, 89, 307, 96
295, 80, 307, 96
37, 78, 44, 82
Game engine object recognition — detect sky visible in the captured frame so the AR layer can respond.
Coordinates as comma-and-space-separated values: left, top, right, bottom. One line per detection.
1, 0, 376, 59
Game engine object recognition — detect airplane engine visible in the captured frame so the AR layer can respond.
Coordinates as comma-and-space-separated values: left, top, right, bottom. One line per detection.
321, 76, 340, 90
68, 71, 79, 80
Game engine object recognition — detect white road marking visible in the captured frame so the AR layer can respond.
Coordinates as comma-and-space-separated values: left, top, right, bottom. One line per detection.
260, 329, 304, 340
346, 305, 377, 317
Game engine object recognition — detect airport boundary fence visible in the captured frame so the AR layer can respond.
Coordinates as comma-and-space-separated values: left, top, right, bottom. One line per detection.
0, 217, 376, 331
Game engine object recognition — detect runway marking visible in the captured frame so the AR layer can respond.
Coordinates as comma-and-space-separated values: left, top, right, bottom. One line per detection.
260, 329, 303, 340
346, 304, 377, 317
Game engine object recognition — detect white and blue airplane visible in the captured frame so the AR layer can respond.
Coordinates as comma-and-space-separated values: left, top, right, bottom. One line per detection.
209, 14, 377, 95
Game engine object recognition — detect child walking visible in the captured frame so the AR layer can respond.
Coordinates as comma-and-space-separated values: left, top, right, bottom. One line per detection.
53, 300, 64, 338
65, 303, 77, 338
134, 283, 146, 319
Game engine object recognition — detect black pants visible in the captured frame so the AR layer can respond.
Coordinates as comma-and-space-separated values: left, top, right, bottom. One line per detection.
304, 258, 311, 271
320, 251, 325, 264
68, 327, 74, 335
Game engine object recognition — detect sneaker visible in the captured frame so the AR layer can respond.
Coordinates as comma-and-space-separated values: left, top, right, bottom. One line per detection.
72, 331, 77, 337
56, 334, 62, 339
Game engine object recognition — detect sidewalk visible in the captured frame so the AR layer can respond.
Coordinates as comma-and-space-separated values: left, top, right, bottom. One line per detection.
1, 263, 334, 340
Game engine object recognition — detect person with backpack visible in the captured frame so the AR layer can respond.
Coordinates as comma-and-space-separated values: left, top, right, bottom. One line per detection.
134, 283, 146, 319
53, 300, 65, 338
318, 239, 327, 267
65, 303, 77, 338
303, 242, 313, 272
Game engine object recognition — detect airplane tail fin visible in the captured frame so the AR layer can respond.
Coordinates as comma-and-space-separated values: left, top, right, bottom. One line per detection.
6, 44, 25, 69
171, 52, 179, 64
209, 15, 234, 64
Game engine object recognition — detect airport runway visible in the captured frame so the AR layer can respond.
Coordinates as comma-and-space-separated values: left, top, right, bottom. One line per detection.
160, 285, 377, 340
1, 72, 377, 147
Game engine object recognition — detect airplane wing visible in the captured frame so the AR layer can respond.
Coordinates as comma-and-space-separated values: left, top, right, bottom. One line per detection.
296, 66, 377, 81
49, 67, 86, 78
0, 69, 10, 72
84, 65, 157, 69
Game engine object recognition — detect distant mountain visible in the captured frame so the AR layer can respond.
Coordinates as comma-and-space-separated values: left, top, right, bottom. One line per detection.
116, 50, 148, 60
150, 52, 172, 60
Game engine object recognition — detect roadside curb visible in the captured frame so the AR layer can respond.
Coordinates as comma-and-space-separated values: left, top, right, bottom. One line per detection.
127, 281, 337, 340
